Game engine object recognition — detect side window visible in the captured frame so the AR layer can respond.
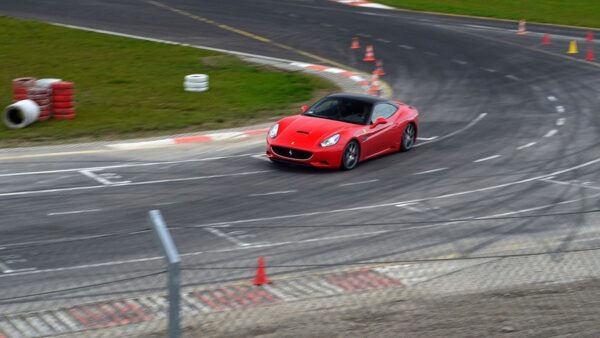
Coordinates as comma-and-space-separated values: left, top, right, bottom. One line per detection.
370, 103, 397, 123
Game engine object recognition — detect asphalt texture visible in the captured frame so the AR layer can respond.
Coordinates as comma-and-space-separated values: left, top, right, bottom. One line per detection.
1, 0, 600, 319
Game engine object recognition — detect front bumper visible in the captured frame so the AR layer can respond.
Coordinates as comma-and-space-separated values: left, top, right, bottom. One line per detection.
265, 141, 344, 169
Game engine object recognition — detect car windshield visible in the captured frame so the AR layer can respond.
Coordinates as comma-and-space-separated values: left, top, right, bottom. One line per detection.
304, 98, 372, 125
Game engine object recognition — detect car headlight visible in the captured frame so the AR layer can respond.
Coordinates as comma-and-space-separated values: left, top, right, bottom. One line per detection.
320, 134, 340, 147
269, 123, 279, 139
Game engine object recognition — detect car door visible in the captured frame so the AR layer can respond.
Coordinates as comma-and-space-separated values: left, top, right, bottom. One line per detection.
360, 103, 399, 157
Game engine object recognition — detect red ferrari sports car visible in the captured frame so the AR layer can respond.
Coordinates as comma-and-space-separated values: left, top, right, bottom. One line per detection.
266, 93, 419, 170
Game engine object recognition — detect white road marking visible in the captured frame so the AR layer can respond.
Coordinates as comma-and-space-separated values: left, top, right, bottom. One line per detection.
517, 142, 537, 150
396, 204, 424, 213
321, 23, 333, 27
415, 113, 487, 147
474, 155, 501, 163
205, 227, 250, 247
505, 74, 521, 81
480, 67, 497, 73
556, 118, 566, 126
79, 170, 113, 185
451, 59, 468, 65
338, 179, 379, 187
47, 209, 103, 216
416, 136, 438, 141
555, 105, 565, 113
399, 44, 414, 50
540, 178, 600, 191
249, 190, 298, 197
252, 154, 271, 162
153, 202, 176, 206
376, 38, 391, 43
413, 167, 448, 175
0, 170, 272, 197
0, 262, 13, 273
0, 153, 258, 178
544, 129, 558, 137
547, 96, 558, 101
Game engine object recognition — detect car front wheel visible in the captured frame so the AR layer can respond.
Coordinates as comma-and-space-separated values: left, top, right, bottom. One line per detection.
341, 140, 360, 170
400, 123, 416, 152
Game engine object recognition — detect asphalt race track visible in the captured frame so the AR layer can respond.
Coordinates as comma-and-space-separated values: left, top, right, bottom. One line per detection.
1, 0, 600, 313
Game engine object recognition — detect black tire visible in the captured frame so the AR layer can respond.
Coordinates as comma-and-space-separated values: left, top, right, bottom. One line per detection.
340, 140, 360, 170
400, 123, 416, 152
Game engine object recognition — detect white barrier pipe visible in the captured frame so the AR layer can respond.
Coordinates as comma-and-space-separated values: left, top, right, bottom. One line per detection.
3, 99, 40, 129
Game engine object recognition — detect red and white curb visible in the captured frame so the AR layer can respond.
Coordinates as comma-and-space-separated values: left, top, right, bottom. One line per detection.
107, 129, 269, 150
0, 265, 411, 337
290, 62, 371, 88
331, 0, 394, 10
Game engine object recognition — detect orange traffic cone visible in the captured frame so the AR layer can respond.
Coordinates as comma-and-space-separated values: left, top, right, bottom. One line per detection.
351, 37, 360, 50
367, 72, 381, 96
253, 256, 272, 285
586, 31, 594, 43
374, 60, 386, 76
586, 47, 595, 61
517, 19, 527, 35
542, 33, 551, 45
363, 45, 376, 62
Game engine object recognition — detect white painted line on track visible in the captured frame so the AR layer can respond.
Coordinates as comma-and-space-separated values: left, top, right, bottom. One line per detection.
413, 167, 448, 175
544, 129, 558, 137
205, 227, 250, 247
0, 170, 272, 197
396, 204, 424, 213
249, 190, 298, 197
399, 44, 415, 50
540, 178, 600, 191
473, 155, 501, 163
556, 118, 566, 126
547, 96, 558, 101
505, 75, 521, 81
47, 209, 103, 216
79, 170, 113, 185
0, 262, 13, 273
416, 113, 487, 147
556, 105, 566, 113
321, 23, 333, 27
517, 142, 537, 150
376, 38, 391, 43
338, 179, 379, 187
451, 59, 468, 65
0, 153, 258, 178
252, 154, 271, 162
416, 136, 438, 141
480, 67, 497, 73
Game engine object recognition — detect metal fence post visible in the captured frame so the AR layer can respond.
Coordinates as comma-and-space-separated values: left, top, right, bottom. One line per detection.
148, 210, 181, 338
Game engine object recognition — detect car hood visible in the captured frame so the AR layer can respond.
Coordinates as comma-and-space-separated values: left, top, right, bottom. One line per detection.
276, 115, 357, 148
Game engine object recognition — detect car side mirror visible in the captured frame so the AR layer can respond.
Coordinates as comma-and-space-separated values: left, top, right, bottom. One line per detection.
300, 105, 309, 113
370, 117, 387, 128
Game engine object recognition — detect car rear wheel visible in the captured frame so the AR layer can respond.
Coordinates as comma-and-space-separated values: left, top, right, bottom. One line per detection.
341, 140, 360, 170
400, 123, 416, 152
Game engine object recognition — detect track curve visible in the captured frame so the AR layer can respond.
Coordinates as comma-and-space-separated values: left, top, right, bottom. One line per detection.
1, 0, 600, 309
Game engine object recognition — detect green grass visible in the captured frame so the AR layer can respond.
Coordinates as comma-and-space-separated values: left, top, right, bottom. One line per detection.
375, 0, 600, 28
0, 17, 335, 147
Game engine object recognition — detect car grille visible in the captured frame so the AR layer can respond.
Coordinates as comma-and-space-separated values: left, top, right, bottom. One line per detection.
272, 146, 312, 160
